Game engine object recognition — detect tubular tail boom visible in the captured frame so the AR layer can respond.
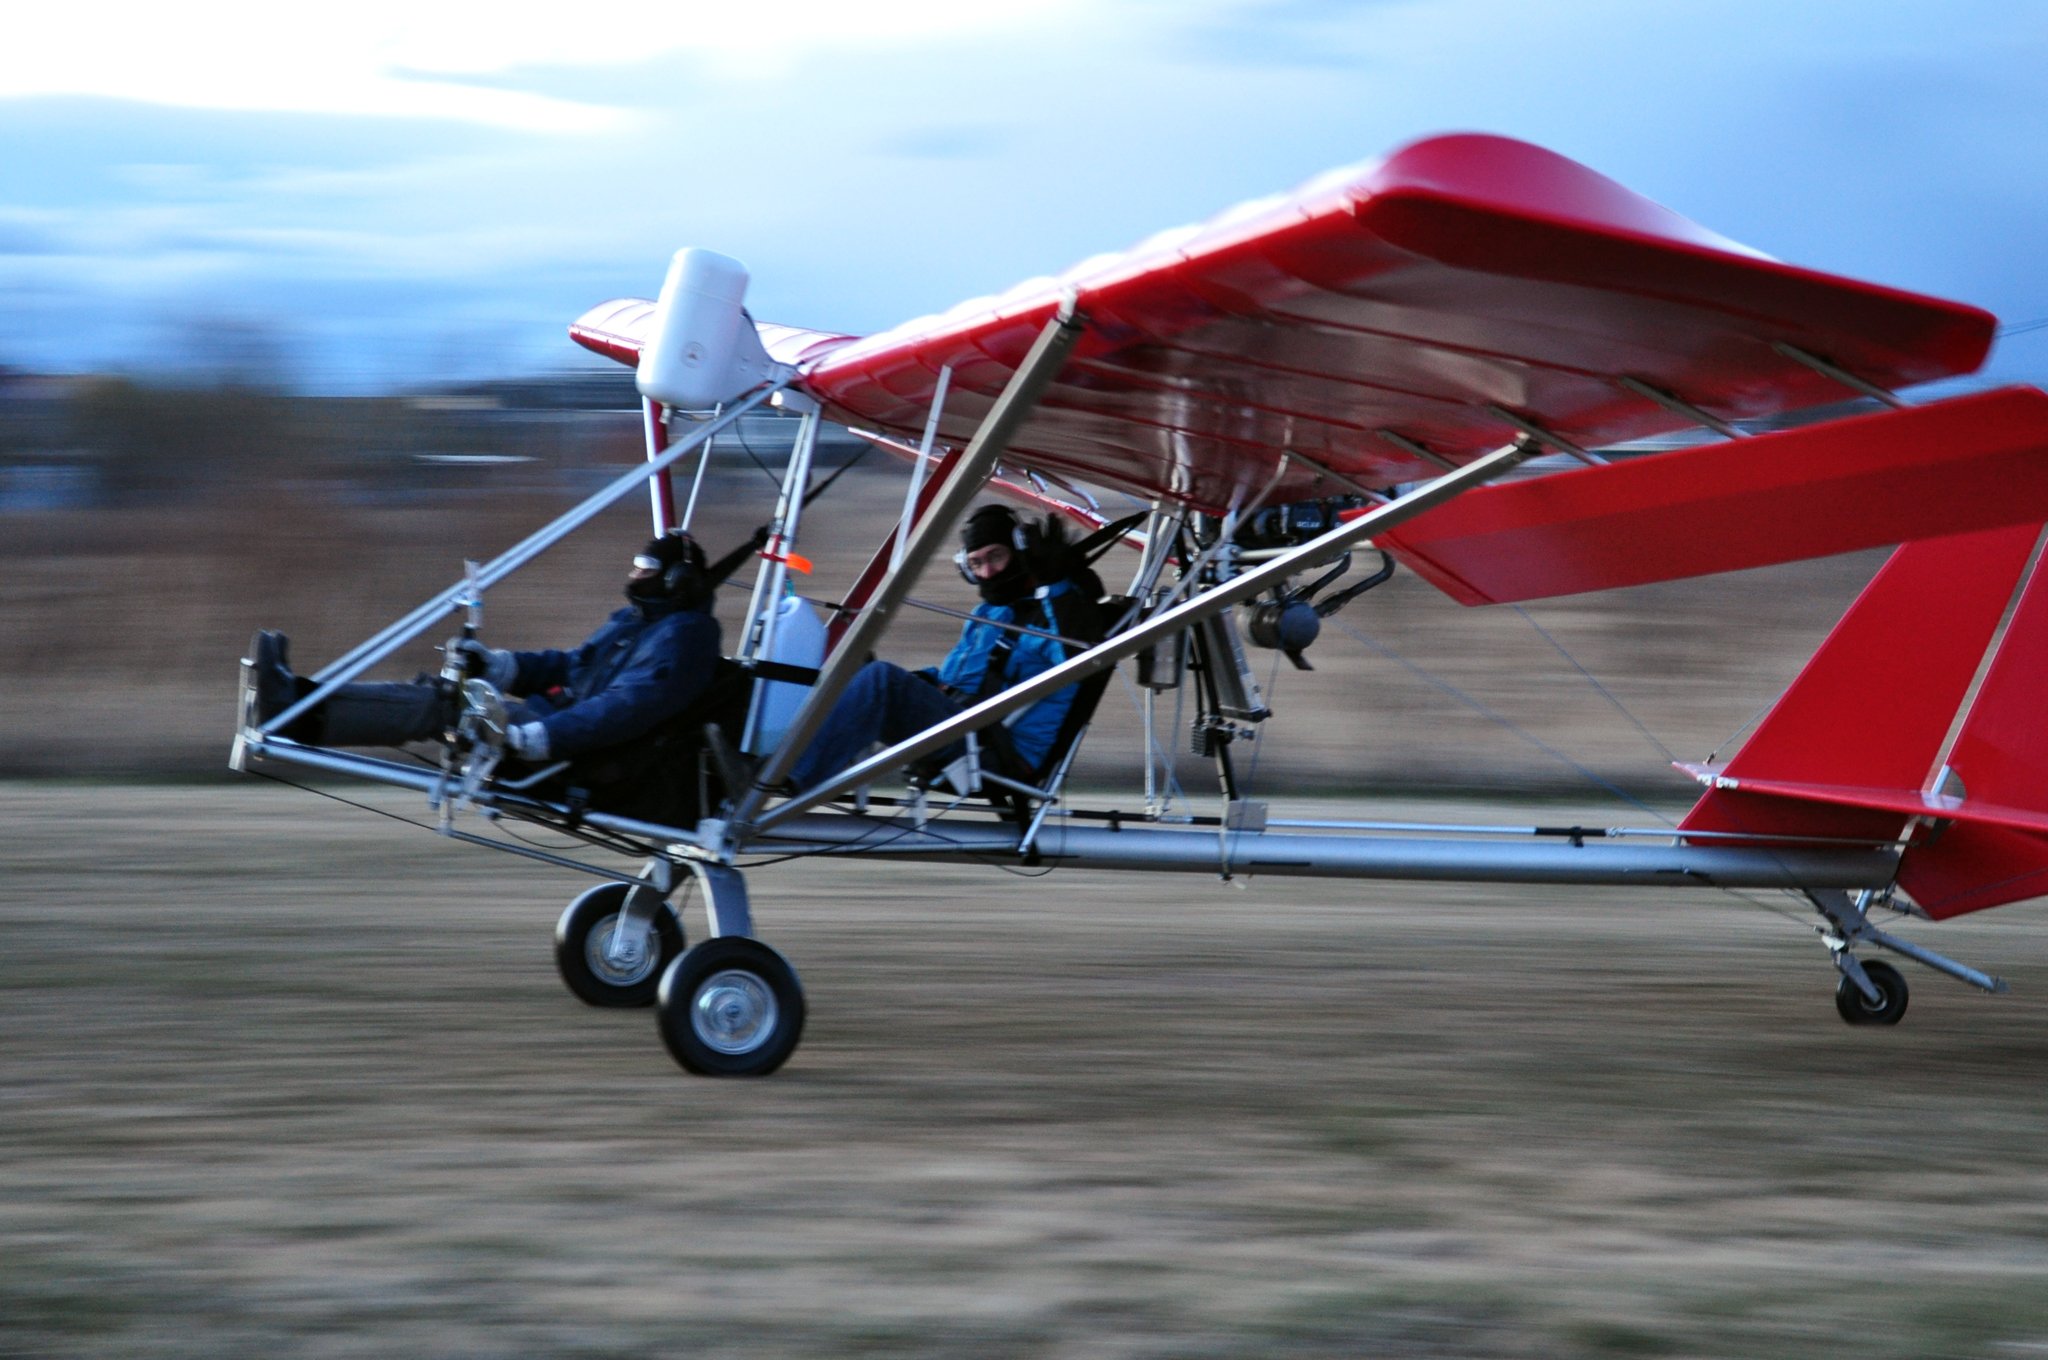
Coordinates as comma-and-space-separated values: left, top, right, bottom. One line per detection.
1680, 521, 2048, 917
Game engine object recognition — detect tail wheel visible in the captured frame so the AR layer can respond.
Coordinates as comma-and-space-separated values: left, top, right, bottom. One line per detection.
555, 883, 684, 1009
1835, 958, 1909, 1026
656, 937, 806, 1076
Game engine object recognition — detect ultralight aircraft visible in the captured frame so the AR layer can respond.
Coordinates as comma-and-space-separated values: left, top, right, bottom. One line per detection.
234, 133, 2048, 1075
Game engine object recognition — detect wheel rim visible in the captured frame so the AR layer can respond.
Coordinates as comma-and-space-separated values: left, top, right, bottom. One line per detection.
584, 913, 658, 987
691, 969, 778, 1055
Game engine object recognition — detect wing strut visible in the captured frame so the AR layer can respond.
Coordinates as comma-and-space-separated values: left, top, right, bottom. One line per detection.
747, 437, 1538, 835
727, 301, 1092, 824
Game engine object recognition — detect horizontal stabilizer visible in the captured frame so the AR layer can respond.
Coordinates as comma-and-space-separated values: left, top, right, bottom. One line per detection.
1682, 773, 2048, 837
1681, 777, 2048, 919
1377, 388, 2048, 604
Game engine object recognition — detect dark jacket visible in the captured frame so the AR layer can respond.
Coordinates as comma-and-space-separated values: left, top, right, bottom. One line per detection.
929, 579, 1082, 771
508, 601, 721, 759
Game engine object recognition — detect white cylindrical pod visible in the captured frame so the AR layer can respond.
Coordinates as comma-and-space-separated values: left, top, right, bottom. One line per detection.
637, 248, 758, 409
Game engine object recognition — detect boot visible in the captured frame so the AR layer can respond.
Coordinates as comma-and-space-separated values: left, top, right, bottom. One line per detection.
245, 630, 298, 725
241, 630, 322, 740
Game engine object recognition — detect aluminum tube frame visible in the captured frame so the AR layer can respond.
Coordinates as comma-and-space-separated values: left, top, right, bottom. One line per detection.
269, 382, 787, 737
240, 738, 704, 849
740, 404, 824, 749
893, 365, 952, 572
641, 397, 676, 533
239, 740, 1897, 894
730, 304, 1090, 821
679, 402, 720, 532
752, 438, 1536, 833
754, 812, 1902, 889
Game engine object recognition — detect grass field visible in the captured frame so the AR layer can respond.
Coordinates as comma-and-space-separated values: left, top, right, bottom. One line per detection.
9, 782, 2048, 1357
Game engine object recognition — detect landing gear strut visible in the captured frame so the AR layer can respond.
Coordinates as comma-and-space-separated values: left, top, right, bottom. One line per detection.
1809, 888, 2004, 1028
559, 858, 808, 1076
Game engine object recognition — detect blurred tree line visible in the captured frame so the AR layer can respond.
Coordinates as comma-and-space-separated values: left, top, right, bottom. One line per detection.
0, 366, 651, 509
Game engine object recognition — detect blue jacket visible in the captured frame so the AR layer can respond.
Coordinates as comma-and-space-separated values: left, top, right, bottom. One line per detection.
508, 601, 721, 759
930, 579, 1081, 771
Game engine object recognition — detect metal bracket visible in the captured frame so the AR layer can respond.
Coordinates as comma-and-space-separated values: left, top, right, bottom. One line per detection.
1809, 888, 2007, 995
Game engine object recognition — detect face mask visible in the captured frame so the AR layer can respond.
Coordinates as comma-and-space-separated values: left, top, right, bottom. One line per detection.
975, 557, 1036, 606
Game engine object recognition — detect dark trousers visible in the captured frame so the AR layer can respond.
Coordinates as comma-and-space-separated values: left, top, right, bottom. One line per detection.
312, 681, 451, 747
789, 661, 967, 788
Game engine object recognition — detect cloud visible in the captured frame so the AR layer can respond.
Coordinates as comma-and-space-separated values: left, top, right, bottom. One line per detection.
3, 0, 2046, 391
1, 1, 1086, 128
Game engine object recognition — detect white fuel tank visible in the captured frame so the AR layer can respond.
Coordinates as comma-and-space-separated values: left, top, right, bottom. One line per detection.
636, 248, 787, 409
745, 595, 829, 756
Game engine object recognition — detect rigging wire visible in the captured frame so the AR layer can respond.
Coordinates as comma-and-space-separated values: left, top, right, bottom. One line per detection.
733, 416, 789, 492
1706, 697, 1777, 765
1330, 619, 1674, 825
1495, 611, 1903, 933
1510, 604, 1677, 766
799, 434, 876, 505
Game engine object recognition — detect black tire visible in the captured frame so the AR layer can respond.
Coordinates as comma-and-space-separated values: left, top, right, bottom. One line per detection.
555, 883, 684, 1009
1835, 958, 1909, 1026
656, 937, 806, 1076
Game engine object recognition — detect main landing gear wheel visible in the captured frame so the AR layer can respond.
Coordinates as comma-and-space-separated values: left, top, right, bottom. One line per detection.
1835, 958, 1909, 1026
555, 883, 684, 1009
656, 937, 806, 1077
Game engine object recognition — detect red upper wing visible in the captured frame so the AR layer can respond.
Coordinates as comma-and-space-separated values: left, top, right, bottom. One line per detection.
573, 133, 1994, 515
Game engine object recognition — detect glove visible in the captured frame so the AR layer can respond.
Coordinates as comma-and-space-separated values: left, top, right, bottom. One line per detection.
457, 639, 518, 690
505, 721, 551, 761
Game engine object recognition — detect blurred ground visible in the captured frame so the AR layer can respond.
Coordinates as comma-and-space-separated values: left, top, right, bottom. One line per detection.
6, 784, 2048, 1357
13, 391, 2048, 1356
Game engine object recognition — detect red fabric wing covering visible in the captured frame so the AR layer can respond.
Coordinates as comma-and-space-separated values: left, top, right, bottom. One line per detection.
1374, 389, 2048, 604
573, 133, 1998, 516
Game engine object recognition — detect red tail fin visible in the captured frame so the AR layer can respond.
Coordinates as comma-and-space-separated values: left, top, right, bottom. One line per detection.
1895, 535, 2048, 915
1681, 522, 2048, 916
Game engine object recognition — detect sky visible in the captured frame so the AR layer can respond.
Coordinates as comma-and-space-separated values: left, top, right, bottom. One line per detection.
4, 0, 2046, 392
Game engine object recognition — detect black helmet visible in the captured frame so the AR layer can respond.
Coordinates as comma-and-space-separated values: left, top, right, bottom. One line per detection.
628, 530, 710, 611
955, 504, 1041, 605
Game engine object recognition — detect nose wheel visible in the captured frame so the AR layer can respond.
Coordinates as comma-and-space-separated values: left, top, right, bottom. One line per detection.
657, 936, 806, 1076
555, 882, 684, 1008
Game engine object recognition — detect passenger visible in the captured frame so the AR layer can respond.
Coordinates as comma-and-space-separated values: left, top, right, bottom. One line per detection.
247, 530, 725, 762
789, 505, 1099, 790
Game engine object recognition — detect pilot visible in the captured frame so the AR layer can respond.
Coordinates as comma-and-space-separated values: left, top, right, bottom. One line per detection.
787, 504, 1099, 791
248, 530, 724, 763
